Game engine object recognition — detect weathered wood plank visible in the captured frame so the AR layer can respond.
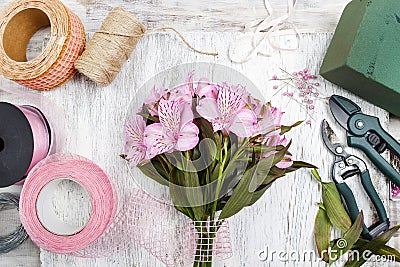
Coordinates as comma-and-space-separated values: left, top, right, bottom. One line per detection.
32, 32, 388, 267
389, 118, 400, 139
0, 0, 399, 266
0, 0, 352, 33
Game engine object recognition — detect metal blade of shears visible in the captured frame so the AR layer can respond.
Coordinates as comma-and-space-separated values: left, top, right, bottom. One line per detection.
321, 120, 348, 158
329, 95, 361, 131
329, 95, 400, 187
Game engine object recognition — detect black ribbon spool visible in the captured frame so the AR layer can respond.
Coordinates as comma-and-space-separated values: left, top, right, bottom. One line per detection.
0, 102, 34, 187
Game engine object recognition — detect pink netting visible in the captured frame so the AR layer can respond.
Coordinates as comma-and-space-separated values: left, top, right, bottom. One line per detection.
18, 8, 86, 90
189, 220, 233, 264
20, 152, 232, 264
70, 189, 232, 266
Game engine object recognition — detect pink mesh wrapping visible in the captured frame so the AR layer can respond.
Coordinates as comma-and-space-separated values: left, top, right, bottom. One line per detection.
71, 189, 232, 266
17, 9, 86, 90
20, 153, 232, 264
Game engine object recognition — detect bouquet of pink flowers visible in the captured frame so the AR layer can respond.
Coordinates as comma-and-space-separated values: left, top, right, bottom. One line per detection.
124, 73, 313, 266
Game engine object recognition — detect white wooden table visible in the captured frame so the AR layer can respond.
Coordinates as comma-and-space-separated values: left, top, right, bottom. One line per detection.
0, 0, 399, 266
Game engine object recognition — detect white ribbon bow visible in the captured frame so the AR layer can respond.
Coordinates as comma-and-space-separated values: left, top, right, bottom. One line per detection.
229, 0, 300, 63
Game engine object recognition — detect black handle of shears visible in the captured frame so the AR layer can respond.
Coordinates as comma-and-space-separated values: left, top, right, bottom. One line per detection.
360, 170, 388, 222
347, 113, 400, 187
335, 170, 389, 240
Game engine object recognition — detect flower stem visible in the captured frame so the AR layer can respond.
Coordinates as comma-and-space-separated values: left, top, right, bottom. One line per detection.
211, 135, 229, 220
193, 221, 216, 267
158, 154, 173, 173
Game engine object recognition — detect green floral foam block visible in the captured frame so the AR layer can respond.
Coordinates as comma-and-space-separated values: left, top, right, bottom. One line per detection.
320, 0, 400, 116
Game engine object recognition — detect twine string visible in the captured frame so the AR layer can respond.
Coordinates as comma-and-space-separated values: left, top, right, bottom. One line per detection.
96, 27, 218, 56
147, 27, 219, 56
75, 8, 218, 87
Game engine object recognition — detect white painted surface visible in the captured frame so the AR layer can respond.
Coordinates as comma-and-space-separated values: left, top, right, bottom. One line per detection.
0, 0, 399, 266
0, 0, 354, 33
58, 0, 353, 33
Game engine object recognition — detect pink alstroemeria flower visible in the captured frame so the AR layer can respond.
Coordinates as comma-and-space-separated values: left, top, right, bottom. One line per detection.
143, 98, 199, 158
264, 134, 293, 169
255, 102, 291, 168
144, 86, 168, 116
255, 104, 284, 138
247, 95, 263, 115
195, 78, 218, 99
125, 115, 148, 167
196, 83, 257, 137
179, 73, 219, 99
145, 73, 198, 116
171, 72, 195, 102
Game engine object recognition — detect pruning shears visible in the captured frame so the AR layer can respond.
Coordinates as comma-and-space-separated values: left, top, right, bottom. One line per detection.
329, 95, 400, 187
322, 120, 389, 240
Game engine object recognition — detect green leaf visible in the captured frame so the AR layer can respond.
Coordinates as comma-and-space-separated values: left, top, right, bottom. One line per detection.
311, 169, 322, 183
174, 204, 193, 218
245, 145, 284, 154
312, 169, 353, 233
211, 163, 221, 182
317, 202, 326, 211
283, 161, 317, 175
219, 150, 251, 192
246, 184, 272, 207
138, 161, 169, 186
260, 169, 286, 186
184, 171, 204, 201
271, 140, 292, 166
345, 224, 400, 267
248, 141, 291, 192
169, 169, 194, 219
329, 212, 364, 265
354, 239, 400, 262
136, 105, 160, 123
169, 168, 204, 221
280, 120, 303, 135
314, 205, 331, 263
294, 161, 318, 168
248, 155, 275, 192
322, 181, 352, 232
372, 245, 400, 262
197, 118, 216, 142
168, 142, 217, 173
219, 167, 255, 219
181, 160, 205, 221
236, 157, 253, 162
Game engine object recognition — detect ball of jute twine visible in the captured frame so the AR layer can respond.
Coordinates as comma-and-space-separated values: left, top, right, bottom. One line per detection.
75, 7, 218, 87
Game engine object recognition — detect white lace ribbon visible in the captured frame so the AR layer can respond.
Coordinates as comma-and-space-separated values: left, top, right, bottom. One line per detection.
229, 0, 300, 63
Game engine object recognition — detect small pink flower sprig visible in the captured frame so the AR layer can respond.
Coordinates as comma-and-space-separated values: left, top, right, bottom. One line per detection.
271, 68, 325, 126
390, 151, 400, 199
391, 182, 400, 199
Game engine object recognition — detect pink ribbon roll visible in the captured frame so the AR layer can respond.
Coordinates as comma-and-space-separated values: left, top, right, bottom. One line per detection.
19, 154, 118, 254
0, 102, 52, 187
19, 153, 232, 264
18, 106, 51, 174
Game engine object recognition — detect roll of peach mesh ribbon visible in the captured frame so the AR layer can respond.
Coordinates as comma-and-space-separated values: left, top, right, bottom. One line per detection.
0, 0, 86, 91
